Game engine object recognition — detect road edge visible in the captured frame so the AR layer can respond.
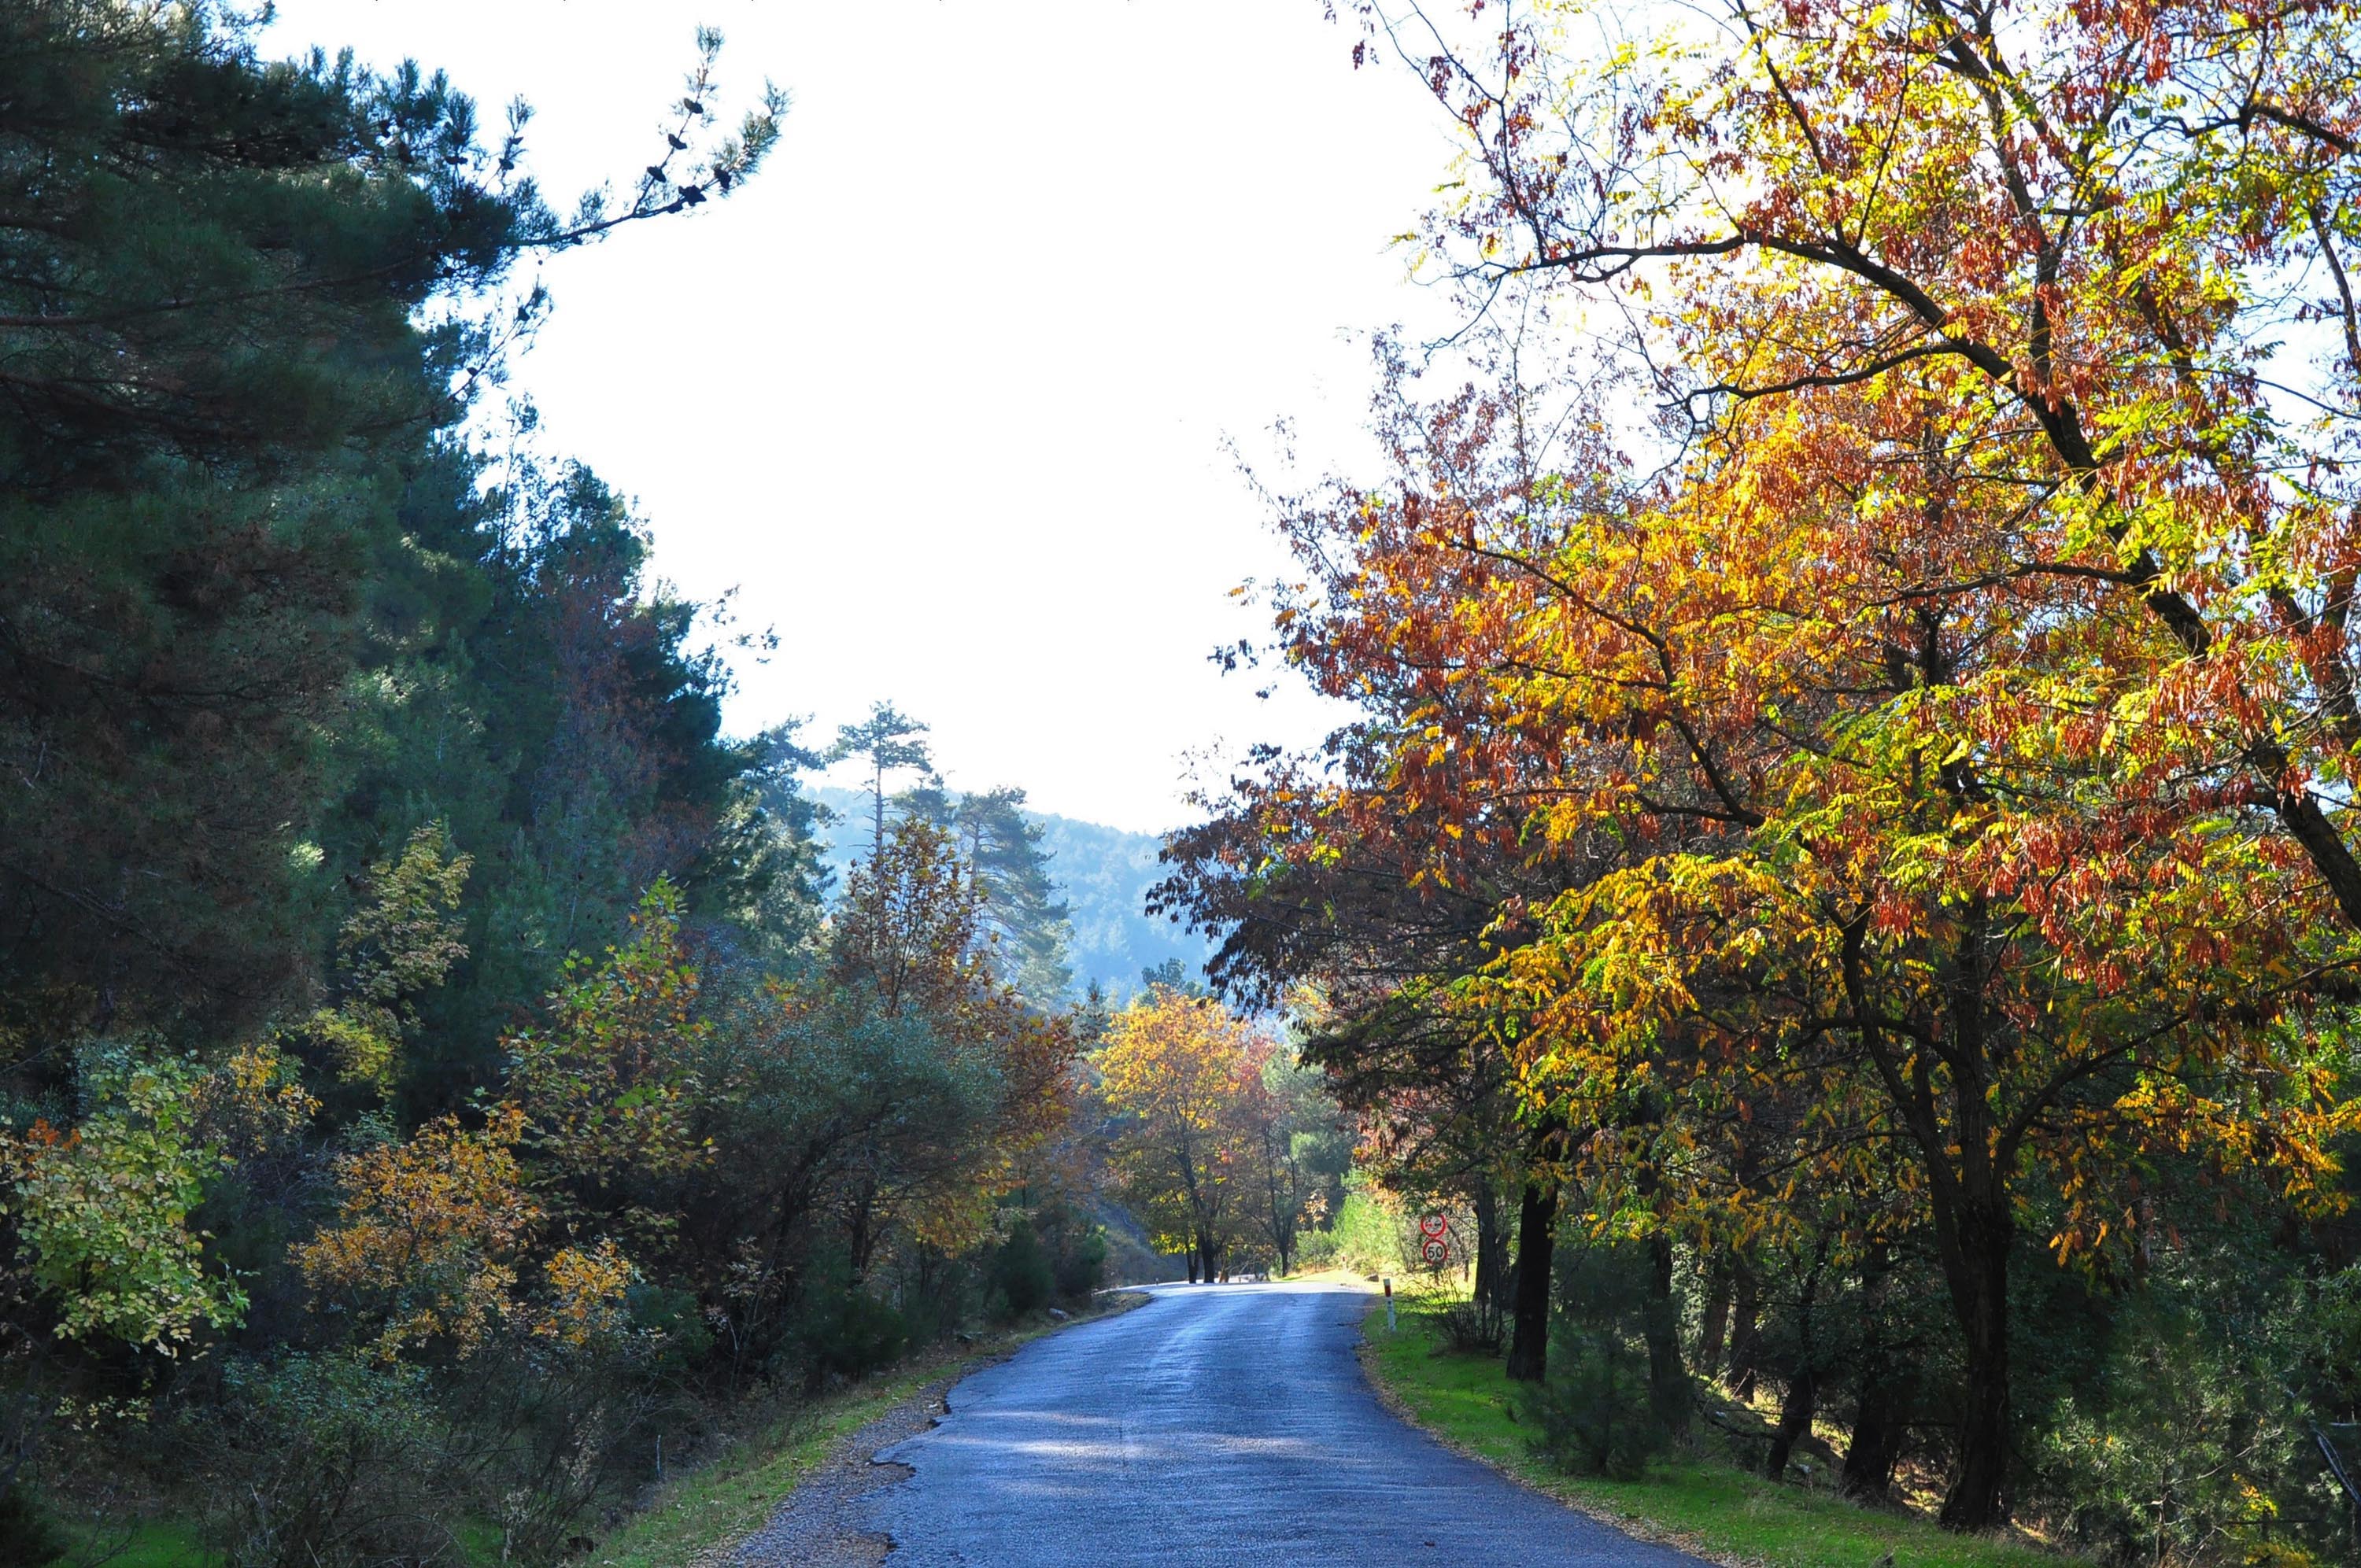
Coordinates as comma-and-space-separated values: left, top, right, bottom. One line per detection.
711, 1289, 1155, 1566
1350, 1301, 1753, 1568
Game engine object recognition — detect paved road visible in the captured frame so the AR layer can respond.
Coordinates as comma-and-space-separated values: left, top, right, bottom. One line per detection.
863, 1281, 1702, 1567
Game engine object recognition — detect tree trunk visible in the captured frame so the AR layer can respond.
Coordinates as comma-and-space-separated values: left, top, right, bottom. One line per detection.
1185, 1249, 1199, 1285
1505, 1178, 1558, 1382
1938, 1207, 2012, 1531
1727, 1249, 1762, 1399
1696, 1251, 1732, 1376
1764, 1365, 1817, 1482
1842, 1372, 1910, 1503
1841, 1246, 1910, 1503
1644, 1231, 1689, 1433
1473, 1184, 1506, 1315
1764, 1236, 1827, 1481
848, 1182, 878, 1278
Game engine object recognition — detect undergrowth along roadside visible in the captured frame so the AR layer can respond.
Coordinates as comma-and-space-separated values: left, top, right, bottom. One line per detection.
592, 1292, 1151, 1568
1358, 1304, 2061, 1568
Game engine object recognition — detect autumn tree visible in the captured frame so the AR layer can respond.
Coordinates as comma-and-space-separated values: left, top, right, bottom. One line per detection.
1158, 334, 1636, 1377
1221, 0, 2361, 1529
3, 1054, 246, 1356
296, 1105, 632, 1360
505, 882, 711, 1251
1096, 986, 1278, 1282
824, 818, 1078, 1269
1203, 314, 2361, 1528
296, 1108, 542, 1360
301, 825, 472, 1094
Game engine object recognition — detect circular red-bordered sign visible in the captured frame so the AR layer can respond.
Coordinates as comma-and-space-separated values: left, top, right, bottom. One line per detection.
1418, 1213, 1447, 1239
1421, 1236, 1450, 1265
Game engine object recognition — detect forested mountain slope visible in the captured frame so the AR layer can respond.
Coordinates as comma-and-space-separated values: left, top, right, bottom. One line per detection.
808, 786, 1211, 999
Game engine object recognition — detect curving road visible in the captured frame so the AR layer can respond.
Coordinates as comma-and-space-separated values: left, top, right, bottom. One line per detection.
863, 1281, 1702, 1566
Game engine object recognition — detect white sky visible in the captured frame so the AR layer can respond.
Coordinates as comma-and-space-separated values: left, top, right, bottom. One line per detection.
262, 0, 1463, 833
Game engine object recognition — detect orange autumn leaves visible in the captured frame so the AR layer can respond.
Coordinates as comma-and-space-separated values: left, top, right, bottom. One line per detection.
298, 883, 701, 1360
1259, 352, 2358, 1262
1096, 985, 1280, 1270
297, 830, 1086, 1360
295, 1106, 633, 1359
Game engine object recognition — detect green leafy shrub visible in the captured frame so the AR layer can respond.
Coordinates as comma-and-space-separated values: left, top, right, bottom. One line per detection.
1523, 1235, 1676, 1479
195, 1352, 453, 1568
1053, 1227, 1107, 1301
1330, 1182, 1402, 1275
1292, 1227, 1339, 1271
990, 1220, 1054, 1319
1524, 1333, 1669, 1480
790, 1256, 908, 1387
2033, 1275, 2339, 1566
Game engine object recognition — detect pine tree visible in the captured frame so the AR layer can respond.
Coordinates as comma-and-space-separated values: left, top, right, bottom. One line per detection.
951, 789, 1073, 1005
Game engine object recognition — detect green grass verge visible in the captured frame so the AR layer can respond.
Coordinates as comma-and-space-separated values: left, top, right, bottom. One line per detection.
65, 1518, 205, 1568
1361, 1305, 2061, 1568
591, 1295, 1148, 1568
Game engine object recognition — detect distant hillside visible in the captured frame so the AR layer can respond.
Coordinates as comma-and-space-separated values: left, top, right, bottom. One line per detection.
807, 786, 1213, 1000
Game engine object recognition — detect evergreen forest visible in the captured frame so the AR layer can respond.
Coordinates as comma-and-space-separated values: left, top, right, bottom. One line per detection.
0, 7, 1347, 1562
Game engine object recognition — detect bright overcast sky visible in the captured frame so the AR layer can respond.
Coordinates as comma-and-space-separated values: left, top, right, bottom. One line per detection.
261, 0, 1464, 833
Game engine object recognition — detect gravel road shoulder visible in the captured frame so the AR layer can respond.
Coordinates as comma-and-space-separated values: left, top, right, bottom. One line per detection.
727, 1293, 1152, 1568
723, 1373, 944, 1568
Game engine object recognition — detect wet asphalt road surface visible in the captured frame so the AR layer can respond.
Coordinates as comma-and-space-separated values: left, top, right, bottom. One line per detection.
863, 1281, 1704, 1567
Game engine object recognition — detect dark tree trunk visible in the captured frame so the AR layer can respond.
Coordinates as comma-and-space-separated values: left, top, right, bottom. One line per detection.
1763, 1236, 1827, 1481
1841, 1246, 1911, 1503
1643, 1231, 1690, 1433
1842, 1374, 1911, 1503
1185, 1249, 1199, 1285
1938, 1205, 2012, 1531
1727, 1250, 1762, 1399
1473, 1184, 1506, 1315
848, 1182, 878, 1278
1505, 1178, 1558, 1382
1696, 1251, 1732, 1376
1764, 1365, 1817, 1482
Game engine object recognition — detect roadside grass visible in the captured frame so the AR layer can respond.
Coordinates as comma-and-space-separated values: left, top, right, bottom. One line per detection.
1362, 1305, 2061, 1568
591, 1293, 1150, 1568
63, 1518, 205, 1568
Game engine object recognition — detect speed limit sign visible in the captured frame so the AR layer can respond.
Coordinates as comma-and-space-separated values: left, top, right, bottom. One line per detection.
1421, 1236, 1450, 1265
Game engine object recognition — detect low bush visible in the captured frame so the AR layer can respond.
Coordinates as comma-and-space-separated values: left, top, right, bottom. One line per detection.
1053, 1228, 1107, 1301
1291, 1228, 1339, 1271
790, 1257, 909, 1388
193, 1352, 455, 1568
0, 1487, 68, 1567
1524, 1332, 1671, 1480
989, 1221, 1054, 1319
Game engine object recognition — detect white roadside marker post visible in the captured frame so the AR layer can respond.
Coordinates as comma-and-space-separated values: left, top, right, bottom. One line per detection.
1384, 1276, 1395, 1333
